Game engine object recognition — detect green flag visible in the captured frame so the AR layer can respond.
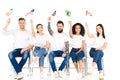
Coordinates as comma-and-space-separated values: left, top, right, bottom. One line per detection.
65, 10, 71, 17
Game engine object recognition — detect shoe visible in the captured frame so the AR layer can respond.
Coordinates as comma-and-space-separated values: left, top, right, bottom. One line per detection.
14, 72, 18, 79
40, 72, 44, 79
17, 72, 23, 79
99, 73, 104, 80
77, 73, 82, 80
53, 71, 58, 78
58, 70, 63, 78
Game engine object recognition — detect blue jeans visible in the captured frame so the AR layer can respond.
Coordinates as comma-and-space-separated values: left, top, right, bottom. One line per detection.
70, 48, 84, 63
33, 46, 47, 66
8, 48, 30, 74
89, 48, 104, 71
49, 50, 70, 72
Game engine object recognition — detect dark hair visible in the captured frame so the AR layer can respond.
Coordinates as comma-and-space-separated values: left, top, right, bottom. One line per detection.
56, 20, 64, 26
36, 24, 43, 33
96, 24, 105, 38
72, 23, 85, 36
18, 17, 26, 21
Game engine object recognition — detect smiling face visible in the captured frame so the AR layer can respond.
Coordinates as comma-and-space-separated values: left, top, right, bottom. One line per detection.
75, 25, 81, 34
18, 20, 26, 30
96, 25, 103, 34
57, 23, 64, 33
37, 25, 43, 33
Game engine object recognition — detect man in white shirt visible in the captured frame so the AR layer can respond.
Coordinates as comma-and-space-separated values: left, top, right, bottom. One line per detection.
47, 16, 70, 78
3, 17, 34, 79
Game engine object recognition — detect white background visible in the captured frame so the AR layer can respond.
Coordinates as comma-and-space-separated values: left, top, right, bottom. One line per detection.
0, 0, 120, 79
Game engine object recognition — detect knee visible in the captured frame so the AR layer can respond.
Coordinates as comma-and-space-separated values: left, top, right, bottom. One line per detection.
8, 52, 13, 59
49, 52, 54, 61
23, 50, 30, 59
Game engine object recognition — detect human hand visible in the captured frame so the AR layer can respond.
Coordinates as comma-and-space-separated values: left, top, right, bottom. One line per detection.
48, 16, 51, 22
62, 53, 66, 58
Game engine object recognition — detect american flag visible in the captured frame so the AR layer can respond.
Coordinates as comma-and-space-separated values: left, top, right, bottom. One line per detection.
25, 9, 35, 16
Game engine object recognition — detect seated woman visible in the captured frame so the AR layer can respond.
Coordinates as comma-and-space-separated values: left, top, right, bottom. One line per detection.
30, 20, 50, 79
85, 23, 108, 80
69, 21, 85, 79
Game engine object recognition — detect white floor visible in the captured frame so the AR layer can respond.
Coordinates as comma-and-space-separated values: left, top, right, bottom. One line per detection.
9, 67, 102, 80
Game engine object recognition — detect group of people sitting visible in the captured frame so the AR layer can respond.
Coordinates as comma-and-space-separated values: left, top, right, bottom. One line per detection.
2, 16, 107, 80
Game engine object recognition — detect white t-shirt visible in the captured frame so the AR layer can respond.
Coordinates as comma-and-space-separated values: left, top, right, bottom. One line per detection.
71, 35, 85, 48
91, 34, 107, 48
34, 33, 49, 47
50, 32, 69, 51
3, 29, 34, 49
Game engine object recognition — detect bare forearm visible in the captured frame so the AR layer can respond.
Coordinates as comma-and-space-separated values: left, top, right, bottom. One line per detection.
24, 45, 34, 50
3, 24, 9, 31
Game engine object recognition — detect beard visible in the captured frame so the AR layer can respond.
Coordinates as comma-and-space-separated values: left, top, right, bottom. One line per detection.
57, 29, 63, 33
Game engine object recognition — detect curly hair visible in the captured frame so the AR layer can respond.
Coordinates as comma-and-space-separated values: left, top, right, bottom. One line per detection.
72, 23, 85, 36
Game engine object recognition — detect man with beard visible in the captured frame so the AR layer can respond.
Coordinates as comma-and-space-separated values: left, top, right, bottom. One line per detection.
47, 16, 70, 78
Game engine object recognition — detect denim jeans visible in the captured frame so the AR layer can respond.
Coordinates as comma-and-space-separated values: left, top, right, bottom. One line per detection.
33, 46, 47, 66
70, 48, 84, 63
49, 50, 70, 72
89, 48, 104, 71
8, 48, 30, 74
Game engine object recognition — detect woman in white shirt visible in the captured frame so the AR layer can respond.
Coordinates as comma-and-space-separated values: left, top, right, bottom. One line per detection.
31, 22, 50, 78
85, 23, 107, 80
69, 21, 85, 79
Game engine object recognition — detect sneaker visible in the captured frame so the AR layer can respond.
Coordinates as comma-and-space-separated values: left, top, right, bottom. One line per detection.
99, 73, 104, 80
58, 70, 63, 78
17, 72, 23, 79
53, 71, 58, 78
14, 73, 18, 79
77, 73, 82, 80
40, 72, 44, 79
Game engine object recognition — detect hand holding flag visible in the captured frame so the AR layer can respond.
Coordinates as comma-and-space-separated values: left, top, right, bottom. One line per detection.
6, 8, 13, 16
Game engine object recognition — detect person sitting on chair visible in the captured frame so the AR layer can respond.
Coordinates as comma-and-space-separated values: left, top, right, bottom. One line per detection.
47, 16, 70, 78
3, 17, 34, 79
30, 20, 50, 79
69, 21, 85, 79
85, 23, 108, 80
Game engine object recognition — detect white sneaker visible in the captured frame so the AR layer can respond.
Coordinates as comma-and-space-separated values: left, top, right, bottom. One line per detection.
53, 71, 58, 78
77, 73, 82, 80
40, 72, 44, 79
17, 72, 23, 79
14, 72, 18, 79
58, 70, 63, 78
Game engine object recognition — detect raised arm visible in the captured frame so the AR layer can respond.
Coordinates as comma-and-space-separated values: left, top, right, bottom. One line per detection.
48, 16, 54, 36
85, 23, 94, 38
30, 19, 35, 36
3, 18, 10, 31
68, 21, 73, 38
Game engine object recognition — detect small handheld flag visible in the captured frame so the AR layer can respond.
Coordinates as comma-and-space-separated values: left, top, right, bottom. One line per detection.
52, 10, 56, 16
25, 9, 35, 16
86, 10, 92, 16
65, 10, 71, 17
